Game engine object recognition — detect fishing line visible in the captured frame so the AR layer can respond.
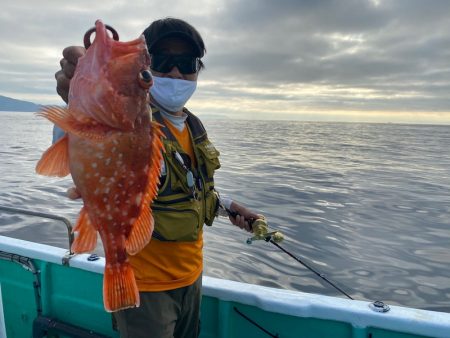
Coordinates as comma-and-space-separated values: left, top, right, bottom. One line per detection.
267, 238, 353, 300
225, 208, 354, 300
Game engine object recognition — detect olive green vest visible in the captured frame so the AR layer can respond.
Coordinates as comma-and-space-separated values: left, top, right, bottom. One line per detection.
151, 108, 221, 241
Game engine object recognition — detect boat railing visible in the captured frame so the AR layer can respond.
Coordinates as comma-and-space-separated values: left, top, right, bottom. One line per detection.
0, 205, 74, 254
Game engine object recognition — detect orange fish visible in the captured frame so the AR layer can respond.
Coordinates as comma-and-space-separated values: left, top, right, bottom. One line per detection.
36, 20, 164, 312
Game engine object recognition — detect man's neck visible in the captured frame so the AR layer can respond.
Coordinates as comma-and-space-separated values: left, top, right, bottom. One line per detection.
159, 109, 187, 132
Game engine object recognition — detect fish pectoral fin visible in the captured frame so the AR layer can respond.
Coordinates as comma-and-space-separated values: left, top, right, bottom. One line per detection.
125, 205, 153, 255
36, 134, 70, 177
38, 105, 112, 141
72, 206, 98, 253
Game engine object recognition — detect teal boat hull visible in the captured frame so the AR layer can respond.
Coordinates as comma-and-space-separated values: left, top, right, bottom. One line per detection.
1, 235, 449, 338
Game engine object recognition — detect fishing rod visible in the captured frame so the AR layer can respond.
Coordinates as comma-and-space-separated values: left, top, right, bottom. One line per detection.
225, 208, 354, 300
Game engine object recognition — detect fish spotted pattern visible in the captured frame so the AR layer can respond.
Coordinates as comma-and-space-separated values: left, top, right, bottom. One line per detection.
35, 20, 164, 312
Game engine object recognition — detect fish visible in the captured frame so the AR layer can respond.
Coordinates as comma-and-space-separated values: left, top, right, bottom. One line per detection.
35, 20, 164, 312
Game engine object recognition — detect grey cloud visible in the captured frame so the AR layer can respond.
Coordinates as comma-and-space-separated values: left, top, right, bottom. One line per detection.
1, 0, 450, 118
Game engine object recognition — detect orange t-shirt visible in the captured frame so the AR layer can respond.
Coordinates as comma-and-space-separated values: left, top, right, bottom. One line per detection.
129, 119, 203, 291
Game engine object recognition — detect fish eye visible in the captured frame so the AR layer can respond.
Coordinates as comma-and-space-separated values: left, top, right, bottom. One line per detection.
139, 69, 153, 88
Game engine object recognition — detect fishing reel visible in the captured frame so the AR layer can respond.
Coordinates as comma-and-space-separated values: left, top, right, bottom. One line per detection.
222, 207, 284, 244
246, 216, 284, 245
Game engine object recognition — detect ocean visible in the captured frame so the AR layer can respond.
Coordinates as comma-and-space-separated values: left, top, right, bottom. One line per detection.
0, 111, 449, 312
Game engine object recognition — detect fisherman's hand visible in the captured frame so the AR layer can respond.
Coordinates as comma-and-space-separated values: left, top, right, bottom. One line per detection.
228, 201, 262, 233
55, 46, 86, 103
67, 186, 81, 200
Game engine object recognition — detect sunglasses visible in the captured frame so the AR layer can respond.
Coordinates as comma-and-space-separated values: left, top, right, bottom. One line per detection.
150, 54, 201, 74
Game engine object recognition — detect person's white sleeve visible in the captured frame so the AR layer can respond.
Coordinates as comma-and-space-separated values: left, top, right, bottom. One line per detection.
217, 193, 233, 217
52, 125, 66, 144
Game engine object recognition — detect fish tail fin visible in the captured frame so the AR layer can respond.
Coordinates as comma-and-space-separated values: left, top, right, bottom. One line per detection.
36, 134, 70, 177
125, 122, 164, 255
103, 262, 139, 312
71, 207, 98, 253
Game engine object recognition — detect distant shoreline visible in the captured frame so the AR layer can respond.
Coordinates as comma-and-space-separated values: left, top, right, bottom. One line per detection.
0, 94, 40, 112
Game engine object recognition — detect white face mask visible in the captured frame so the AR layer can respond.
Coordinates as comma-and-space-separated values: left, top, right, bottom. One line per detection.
149, 76, 197, 113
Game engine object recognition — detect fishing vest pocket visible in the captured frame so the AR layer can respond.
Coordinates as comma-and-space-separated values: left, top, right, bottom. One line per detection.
197, 140, 221, 177
152, 200, 202, 242
204, 188, 219, 226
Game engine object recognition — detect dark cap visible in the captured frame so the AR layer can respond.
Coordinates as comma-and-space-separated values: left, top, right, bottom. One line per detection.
143, 18, 206, 57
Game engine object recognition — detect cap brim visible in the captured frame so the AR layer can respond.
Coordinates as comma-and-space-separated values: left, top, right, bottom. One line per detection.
148, 31, 203, 57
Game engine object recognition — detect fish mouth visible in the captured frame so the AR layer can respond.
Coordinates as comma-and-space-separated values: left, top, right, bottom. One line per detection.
71, 20, 150, 131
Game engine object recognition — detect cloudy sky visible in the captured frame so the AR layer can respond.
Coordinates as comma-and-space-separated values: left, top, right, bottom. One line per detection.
1, 0, 450, 123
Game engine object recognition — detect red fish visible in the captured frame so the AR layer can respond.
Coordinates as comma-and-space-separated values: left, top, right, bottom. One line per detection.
36, 20, 163, 312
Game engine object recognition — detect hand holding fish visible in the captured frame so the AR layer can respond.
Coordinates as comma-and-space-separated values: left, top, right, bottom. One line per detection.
66, 186, 81, 200
55, 46, 86, 103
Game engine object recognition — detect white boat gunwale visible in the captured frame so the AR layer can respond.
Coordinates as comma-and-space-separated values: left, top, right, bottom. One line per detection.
1, 235, 449, 338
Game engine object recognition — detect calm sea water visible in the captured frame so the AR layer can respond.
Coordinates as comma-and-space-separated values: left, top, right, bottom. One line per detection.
1, 111, 449, 312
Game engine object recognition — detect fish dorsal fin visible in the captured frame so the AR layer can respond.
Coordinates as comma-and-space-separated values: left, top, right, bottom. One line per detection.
36, 134, 70, 177
71, 206, 98, 253
125, 122, 165, 255
37, 106, 113, 141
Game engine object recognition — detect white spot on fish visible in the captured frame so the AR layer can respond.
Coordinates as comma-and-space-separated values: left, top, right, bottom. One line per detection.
96, 153, 104, 159
94, 172, 100, 177
129, 218, 136, 225
105, 187, 110, 194
107, 214, 113, 220
112, 147, 117, 153
135, 193, 143, 206
113, 139, 119, 145
94, 188, 100, 195
100, 177, 106, 183
122, 210, 128, 217
105, 158, 111, 165
103, 197, 108, 203
92, 162, 98, 168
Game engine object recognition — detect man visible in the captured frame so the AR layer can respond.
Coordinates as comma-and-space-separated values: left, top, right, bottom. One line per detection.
55, 18, 261, 338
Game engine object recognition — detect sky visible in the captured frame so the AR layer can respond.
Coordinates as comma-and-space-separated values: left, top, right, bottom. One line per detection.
1, 0, 450, 124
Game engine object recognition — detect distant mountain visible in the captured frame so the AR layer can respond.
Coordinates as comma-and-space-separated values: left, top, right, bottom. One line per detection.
0, 95, 40, 112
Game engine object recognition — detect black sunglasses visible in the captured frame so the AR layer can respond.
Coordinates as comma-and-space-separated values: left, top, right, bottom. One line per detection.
150, 54, 201, 74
